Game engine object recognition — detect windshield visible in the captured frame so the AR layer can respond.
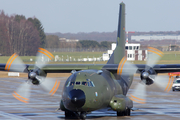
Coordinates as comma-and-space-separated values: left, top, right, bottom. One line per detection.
176, 80, 180, 83
66, 81, 95, 87
65, 77, 95, 87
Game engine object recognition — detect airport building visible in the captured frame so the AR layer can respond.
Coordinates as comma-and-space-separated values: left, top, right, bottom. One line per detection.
131, 35, 180, 41
102, 42, 147, 61
59, 38, 79, 42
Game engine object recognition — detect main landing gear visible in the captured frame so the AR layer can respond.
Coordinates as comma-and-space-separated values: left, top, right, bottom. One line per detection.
117, 108, 131, 116
65, 111, 87, 119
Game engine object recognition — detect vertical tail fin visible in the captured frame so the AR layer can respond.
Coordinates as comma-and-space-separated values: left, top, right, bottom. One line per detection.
107, 2, 125, 64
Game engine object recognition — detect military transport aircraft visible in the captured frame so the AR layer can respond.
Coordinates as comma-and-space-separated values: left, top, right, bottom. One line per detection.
1, 2, 180, 119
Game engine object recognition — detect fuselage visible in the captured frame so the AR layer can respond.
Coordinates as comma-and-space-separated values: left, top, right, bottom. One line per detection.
61, 69, 131, 112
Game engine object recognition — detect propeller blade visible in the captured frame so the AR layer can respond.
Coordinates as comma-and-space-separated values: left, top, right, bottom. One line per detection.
154, 75, 173, 92
35, 48, 54, 69
12, 82, 31, 103
146, 47, 164, 70
122, 61, 138, 76
117, 56, 138, 76
117, 56, 145, 104
129, 82, 146, 104
124, 48, 166, 104
36, 76, 60, 96
5, 53, 26, 72
8, 49, 55, 103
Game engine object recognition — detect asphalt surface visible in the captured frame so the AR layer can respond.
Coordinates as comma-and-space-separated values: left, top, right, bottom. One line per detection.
0, 76, 180, 120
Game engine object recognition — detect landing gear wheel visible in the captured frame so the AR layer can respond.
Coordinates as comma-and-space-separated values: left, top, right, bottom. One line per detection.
117, 111, 123, 116
80, 112, 86, 119
65, 111, 76, 118
126, 108, 131, 116
65, 111, 70, 118
117, 108, 131, 116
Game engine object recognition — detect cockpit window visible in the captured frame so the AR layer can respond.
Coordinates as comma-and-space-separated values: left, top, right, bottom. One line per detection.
76, 82, 81, 85
66, 80, 95, 87
90, 81, 95, 87
87, 82, 91, 86
82, 82, 87, 86
66, 81, 70, 87
70, 82, 75, 86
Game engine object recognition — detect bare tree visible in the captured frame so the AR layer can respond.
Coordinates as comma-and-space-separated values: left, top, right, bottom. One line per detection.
0, 11, 41, 56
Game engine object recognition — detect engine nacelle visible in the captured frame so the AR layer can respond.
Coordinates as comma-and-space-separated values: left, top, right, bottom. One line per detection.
109, 95, 133, 112
140, 67, 156, 85
28, 69, 47, 85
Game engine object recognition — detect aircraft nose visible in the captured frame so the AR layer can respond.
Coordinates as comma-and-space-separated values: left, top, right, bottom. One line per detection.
69, 89, 85, 108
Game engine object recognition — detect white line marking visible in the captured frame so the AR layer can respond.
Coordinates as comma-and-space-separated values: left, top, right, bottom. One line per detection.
0, 111, 31, 120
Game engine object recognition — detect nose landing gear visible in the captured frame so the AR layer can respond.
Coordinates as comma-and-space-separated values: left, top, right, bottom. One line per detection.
80, 112, 87, 119
64, 111, 87, 119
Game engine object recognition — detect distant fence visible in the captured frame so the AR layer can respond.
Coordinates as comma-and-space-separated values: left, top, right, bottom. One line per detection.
47, 48, 109, 52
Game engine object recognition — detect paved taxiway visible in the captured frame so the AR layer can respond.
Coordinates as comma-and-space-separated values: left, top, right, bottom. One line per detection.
0, 75, 180, 120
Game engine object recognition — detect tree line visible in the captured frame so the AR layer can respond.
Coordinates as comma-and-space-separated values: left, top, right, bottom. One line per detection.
0, 11, 112, 56
46, 31, 117, 42
0, 11, 46, 56
45, 35, 112, 51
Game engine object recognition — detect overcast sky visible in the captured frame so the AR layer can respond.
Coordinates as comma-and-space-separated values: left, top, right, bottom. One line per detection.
0, 0, 180, 33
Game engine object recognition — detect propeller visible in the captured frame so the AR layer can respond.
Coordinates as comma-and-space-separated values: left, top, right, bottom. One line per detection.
118, 47, 171, 104
6, 48, 60, 103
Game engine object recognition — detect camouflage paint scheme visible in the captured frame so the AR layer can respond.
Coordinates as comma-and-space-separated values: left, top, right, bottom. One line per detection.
1, 2, 180, 119
59, 2, 133, 118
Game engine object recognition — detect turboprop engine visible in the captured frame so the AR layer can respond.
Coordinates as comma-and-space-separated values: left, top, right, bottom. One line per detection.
28, 69, 47, 85
140, 67, 156, 85
109, 95, 133, 116
5, 48, 60, 103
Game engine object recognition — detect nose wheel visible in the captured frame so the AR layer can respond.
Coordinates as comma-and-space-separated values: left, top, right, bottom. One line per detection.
80, 112, 86, 119
65, 111, 76, 118
64, 111, 87, 119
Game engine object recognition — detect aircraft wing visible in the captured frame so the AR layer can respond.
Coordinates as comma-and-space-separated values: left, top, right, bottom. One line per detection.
0, 63, 106, 73
103, 64, 180, 74
136, 64, 180, 73
37, 64, 106, 73
1, 63, 180, 74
